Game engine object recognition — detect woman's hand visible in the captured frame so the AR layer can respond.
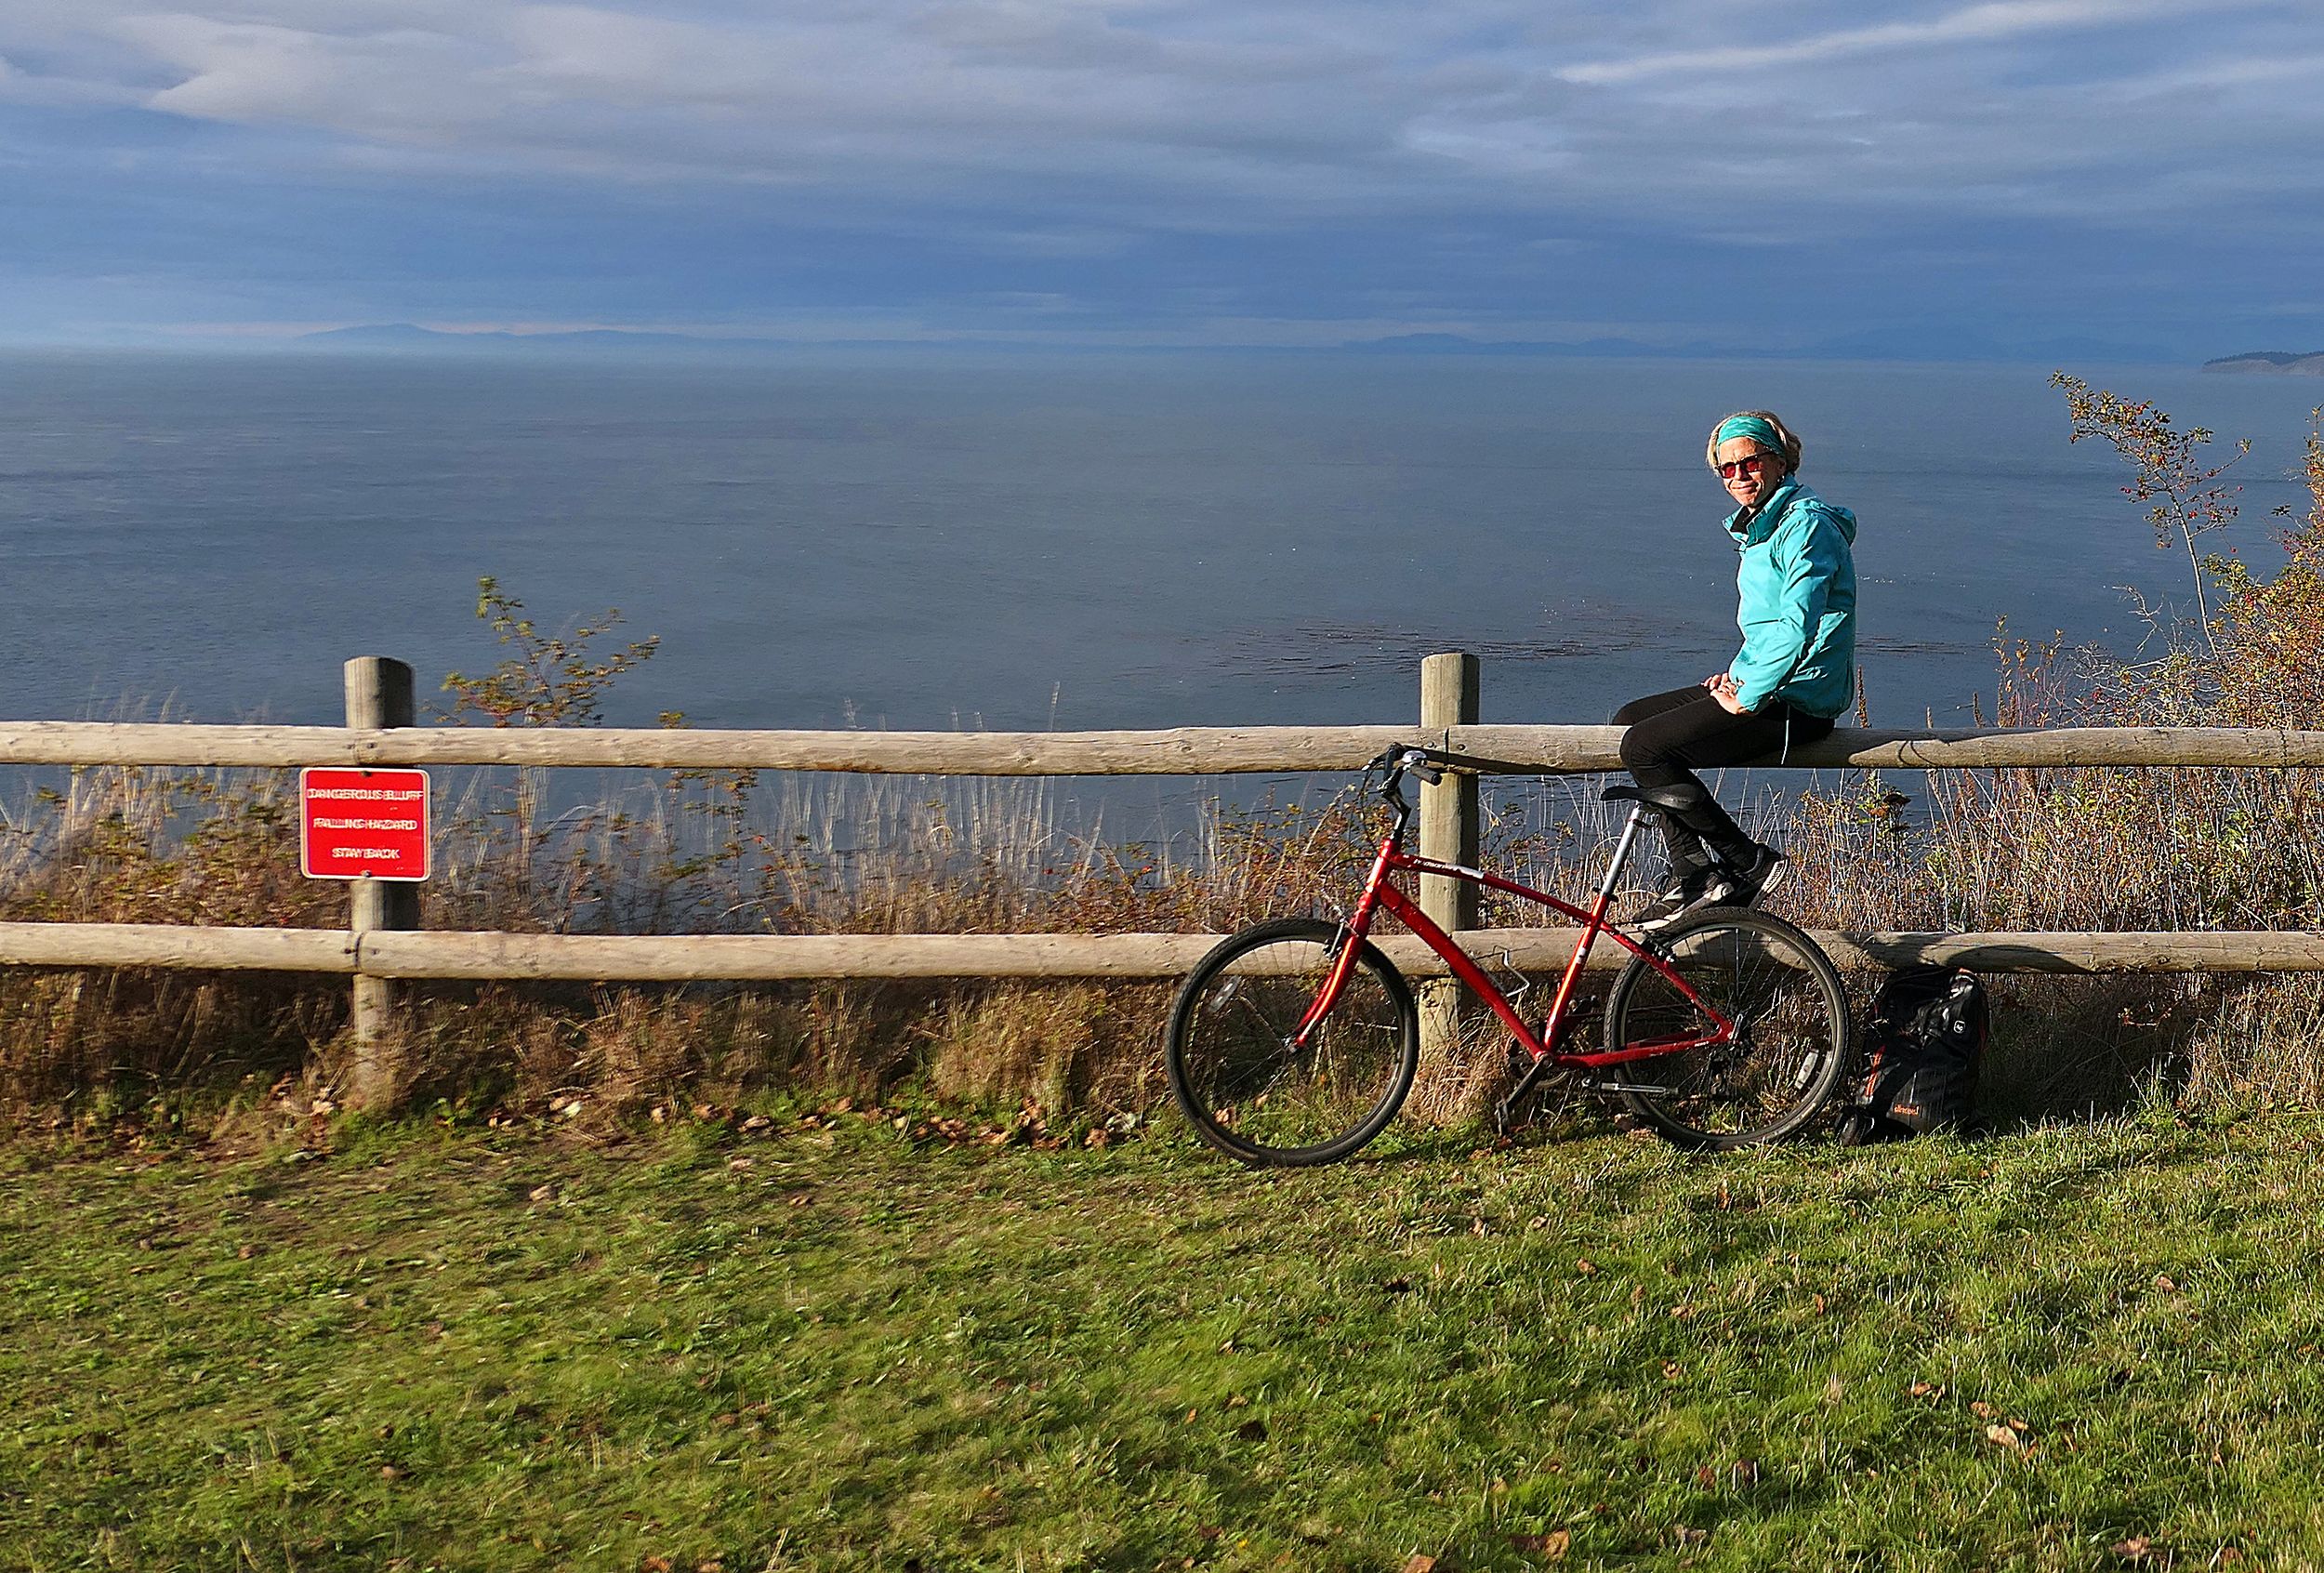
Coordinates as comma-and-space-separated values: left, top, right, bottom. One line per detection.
1708, 673, 1751, 715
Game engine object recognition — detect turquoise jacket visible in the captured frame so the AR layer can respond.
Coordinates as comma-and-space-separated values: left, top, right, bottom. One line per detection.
1724, 479, 1857, 720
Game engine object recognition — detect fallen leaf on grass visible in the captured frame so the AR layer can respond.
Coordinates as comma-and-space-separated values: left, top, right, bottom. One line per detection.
1511, 1529, 1571, 1558
1661, 1361, 1683, 1381
1971, 1400, 1998, 1419
1984, 1424, 2023, 1449
1575, 1259, 1596, 1276
1401, 1558, 1438, 1573
2110, 1538, 2160, 1563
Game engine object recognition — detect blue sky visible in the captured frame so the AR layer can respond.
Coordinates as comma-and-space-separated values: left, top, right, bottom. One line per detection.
2, 0, 2319, 356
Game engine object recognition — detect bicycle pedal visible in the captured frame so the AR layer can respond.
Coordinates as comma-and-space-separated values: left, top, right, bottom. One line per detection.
1493, 1054, 1555, 1133
1579, 1077, 1679, 1098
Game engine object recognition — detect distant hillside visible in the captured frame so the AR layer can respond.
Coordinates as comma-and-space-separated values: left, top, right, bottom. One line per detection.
296, 324, 776, 354
2203, 350, 2324, 375
294, 322, 2175, 364
1340, 329, 2170, 364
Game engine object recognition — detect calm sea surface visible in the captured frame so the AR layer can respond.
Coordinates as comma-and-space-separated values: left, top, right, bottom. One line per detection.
4, 350, 2319, 741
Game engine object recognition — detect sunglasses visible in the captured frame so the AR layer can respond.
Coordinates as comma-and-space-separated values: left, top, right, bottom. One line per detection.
1715, 453, 1778, 481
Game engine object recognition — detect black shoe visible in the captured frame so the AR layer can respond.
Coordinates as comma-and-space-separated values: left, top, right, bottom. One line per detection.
1701, 844, 1789, 909
1629, 867, 1715, 933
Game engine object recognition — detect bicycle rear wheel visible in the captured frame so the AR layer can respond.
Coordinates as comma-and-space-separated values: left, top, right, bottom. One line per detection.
1604, 907, 1850, 1151
1164, 918, 1419, 1167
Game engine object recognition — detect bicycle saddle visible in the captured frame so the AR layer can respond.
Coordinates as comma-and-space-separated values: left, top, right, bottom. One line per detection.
1601, 784, 1705, 813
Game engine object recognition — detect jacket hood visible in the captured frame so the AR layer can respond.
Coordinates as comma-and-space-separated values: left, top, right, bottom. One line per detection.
1726, 481, 1856, 549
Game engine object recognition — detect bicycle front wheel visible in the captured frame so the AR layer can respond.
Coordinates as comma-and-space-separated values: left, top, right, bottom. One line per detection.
1164, 918, 1419, 1167
1604, 907, 1850, 1151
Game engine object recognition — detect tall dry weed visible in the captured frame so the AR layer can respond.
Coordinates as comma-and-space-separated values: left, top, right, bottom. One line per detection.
7, 407, 2324, 1131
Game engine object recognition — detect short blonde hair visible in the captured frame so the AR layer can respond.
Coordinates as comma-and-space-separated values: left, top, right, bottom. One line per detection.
1706, 410, 1802, 474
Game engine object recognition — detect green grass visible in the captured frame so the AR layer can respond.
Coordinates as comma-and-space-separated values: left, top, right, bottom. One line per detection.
7, 1109, 2324, 1571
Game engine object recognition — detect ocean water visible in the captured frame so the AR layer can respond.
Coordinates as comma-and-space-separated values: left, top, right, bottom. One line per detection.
3, 350, 2318, 744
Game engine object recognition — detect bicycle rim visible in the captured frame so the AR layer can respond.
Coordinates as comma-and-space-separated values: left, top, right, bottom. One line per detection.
1605, 907, 1850, 1150
1164, 919, 1419, 1167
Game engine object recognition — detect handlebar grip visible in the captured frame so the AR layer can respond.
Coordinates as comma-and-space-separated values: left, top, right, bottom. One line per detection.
1394, 747, 1443, 785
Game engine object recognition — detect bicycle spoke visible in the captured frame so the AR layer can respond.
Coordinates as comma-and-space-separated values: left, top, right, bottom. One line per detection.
1165, 920, 1419, 1166
1606, 910, 1849, 1149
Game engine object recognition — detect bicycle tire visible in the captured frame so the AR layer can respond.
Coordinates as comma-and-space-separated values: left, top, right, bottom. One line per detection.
1164, 918, 1419, 1167
1604, 906, 1851, 1151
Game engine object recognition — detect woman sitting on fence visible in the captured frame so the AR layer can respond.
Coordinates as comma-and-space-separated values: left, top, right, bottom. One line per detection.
1619, 410, 1857, 932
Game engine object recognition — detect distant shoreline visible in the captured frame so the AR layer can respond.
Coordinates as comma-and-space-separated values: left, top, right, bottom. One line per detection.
2203, 350, 2324, 375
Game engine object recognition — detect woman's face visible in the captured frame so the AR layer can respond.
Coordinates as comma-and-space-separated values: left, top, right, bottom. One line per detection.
1714, 436, 1787, 512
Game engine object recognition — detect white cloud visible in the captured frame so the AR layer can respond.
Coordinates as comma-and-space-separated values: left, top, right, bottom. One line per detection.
0, 0, 2313, 243
1552, 0, 2206, 86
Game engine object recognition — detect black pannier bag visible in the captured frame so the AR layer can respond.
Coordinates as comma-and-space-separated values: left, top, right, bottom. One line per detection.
1837, 965, 1989, 1144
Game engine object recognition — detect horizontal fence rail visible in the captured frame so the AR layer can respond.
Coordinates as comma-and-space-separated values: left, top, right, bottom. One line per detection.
9, 640, 2324, 1111
6, 924, 2323, 980
11, 720, 2324, 773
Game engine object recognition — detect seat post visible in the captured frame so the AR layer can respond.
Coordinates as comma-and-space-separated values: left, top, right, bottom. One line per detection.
1598, 807, 1649, 902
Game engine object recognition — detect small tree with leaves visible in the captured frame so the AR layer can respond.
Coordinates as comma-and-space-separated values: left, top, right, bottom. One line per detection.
2211, 406, 2324, 726
441, 576, 663, 914
441, 575, 660, 728
2052, 372, 2249, 654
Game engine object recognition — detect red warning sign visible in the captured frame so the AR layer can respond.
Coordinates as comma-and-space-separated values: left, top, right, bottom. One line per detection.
299, 768, 431, 881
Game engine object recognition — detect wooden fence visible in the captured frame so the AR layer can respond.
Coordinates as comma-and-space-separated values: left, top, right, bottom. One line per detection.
6, 653, 2324, 1104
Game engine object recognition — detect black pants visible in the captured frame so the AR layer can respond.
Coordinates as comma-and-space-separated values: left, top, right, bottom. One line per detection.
1613, 685, 1835, 875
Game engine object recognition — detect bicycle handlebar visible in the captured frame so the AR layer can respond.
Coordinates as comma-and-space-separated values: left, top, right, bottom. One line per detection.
1365, 747, 1445, 810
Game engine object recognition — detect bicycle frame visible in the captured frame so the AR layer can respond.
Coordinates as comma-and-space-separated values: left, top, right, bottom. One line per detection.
1295, 781, 1736, 1079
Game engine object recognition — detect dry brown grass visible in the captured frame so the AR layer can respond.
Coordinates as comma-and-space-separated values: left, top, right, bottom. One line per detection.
6, 408, 2321, 1136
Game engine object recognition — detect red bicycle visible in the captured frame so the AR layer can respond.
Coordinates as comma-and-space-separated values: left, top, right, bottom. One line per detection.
1164, 747, 1852, 1165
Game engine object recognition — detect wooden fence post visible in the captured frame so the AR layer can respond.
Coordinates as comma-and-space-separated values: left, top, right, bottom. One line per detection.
1419, 652, 1480, 1067
344, 656, 418, 1109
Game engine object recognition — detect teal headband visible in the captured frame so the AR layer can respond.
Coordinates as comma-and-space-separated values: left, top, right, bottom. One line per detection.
1713, 415, 1783, 455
